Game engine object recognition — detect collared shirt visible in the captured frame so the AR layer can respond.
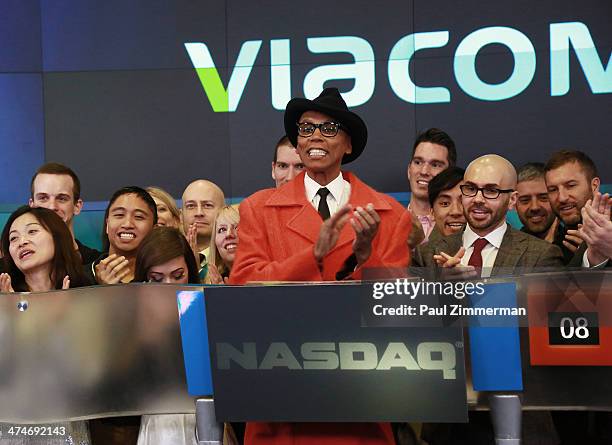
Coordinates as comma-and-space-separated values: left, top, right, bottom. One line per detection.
304, 172, 351, 217
407, 203, 436, 242
582, 249, 609, 268
461, 222, 508, 277
198, 246, 210, 282
199, 246, 210, 266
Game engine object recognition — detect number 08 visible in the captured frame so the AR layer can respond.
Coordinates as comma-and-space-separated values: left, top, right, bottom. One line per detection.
560, 317, 589, 339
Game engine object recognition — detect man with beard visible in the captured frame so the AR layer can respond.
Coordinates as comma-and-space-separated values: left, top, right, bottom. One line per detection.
515, 163, 558, 241
544, 150, 602, 265
413, 154, 563, 277
414, 155, 563, 445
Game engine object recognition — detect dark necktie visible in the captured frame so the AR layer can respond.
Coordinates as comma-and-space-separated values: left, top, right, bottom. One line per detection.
317, 187, 331, 220
468, 238, 489, 268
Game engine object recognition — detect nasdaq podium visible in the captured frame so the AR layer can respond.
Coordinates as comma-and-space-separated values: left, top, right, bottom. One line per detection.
181, 271, 612, 444
1, 272, 611, 444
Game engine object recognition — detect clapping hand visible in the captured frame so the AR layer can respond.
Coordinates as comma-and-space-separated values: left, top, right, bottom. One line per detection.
576, 192, 612, 264
351, 204, 381, 266
314, 205, 353, 266
95, 254, 130, 284
207, 264, 228, 284
0, 273, 14, 293
187, 223, 200, 264
433, 247, 478, 279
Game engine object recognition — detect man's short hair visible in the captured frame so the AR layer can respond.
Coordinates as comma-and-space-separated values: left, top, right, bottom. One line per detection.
517, 162, 546, 183
101, 186, 158, 251
428, 166, 465, 207
412, 128, 457, 167
31, 162, 81, 202
273, 135, 292, 163
544, 150, 598, 181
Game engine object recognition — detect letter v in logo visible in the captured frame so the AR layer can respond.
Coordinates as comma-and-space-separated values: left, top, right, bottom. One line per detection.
185, 41, 262, 112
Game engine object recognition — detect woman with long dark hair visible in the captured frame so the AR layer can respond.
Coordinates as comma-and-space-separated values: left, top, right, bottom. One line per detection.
134, 226, 199, 284
134, 226, 203, 445
0, 205, 92, 443
0, 206, 89, 292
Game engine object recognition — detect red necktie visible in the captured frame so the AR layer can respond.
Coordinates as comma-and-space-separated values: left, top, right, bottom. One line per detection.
468, 238, 489, 268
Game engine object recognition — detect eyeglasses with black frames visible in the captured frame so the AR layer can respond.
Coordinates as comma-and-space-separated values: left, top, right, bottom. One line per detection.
460, 184, 514, 199
296, 121, 345, 138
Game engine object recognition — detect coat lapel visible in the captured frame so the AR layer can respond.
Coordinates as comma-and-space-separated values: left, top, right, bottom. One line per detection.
265, 172, 322, 244
263, 171, 397, 253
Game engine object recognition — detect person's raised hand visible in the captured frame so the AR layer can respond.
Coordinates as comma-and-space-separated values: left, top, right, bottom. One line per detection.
563, 231, 583, 254
207, 263, 225, 285
187, 223, 199, 264
0, 273, 14, 293
351, 204, 381, 266
578, 193, 612, 263
313, 205, 353, 265
407, 211, 425, 249
433, 247, 478, 279
95, 254, 130, 284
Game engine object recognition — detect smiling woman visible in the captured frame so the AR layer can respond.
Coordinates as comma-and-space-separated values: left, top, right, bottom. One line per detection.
0, 206, 90, 292
206, 205, 240, 284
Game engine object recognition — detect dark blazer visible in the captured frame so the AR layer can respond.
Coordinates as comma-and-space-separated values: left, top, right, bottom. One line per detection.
76, 239, 102, 265
552, 223, 585, 265
567, 242, 612, 269
412, 225, 564, 276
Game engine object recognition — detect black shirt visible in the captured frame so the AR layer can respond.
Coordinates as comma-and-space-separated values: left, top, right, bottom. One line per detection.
551, 223, 582, 266
76, 239, 102, 265
83, 252, 107, 285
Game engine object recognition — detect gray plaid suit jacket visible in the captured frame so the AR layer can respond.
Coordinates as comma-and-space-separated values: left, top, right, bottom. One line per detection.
412, 225, 564, 276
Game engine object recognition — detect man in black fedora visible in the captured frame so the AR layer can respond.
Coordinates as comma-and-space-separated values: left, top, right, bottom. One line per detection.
230, 88, 412, 445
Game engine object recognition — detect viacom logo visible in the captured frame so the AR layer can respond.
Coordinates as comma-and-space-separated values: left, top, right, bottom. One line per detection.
216, 341, 457, 379
185, 22, 612, 112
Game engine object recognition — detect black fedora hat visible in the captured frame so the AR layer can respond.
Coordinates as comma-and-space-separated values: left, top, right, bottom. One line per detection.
284, 87, 367, 164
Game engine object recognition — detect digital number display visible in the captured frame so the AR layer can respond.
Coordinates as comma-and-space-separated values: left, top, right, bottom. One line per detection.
548, 312, 599, 346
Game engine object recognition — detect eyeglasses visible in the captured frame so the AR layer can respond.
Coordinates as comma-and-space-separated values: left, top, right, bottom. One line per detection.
296, 121, 344, 138
460, 184, 514, 199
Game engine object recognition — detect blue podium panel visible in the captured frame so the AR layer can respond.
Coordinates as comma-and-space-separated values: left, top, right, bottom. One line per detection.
203, 283, 468, 423
469, 283, 523, 391
177, 290, 213, 396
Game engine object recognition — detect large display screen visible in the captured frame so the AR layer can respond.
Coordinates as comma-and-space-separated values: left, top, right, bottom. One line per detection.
1, 0, 611, 203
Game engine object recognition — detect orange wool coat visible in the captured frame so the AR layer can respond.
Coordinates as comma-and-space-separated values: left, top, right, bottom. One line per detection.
230, 171, 412, 285
229, 171, 411, 445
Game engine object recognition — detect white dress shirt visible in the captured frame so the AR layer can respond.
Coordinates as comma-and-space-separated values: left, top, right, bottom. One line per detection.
460, 222, 508, 277
304, 172, 351, 217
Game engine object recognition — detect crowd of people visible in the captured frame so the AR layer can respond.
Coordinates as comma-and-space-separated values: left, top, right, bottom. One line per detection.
0, 86, 611, 445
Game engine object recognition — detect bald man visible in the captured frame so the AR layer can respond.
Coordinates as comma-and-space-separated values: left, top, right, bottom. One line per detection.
415, 155, 563, 445
413, 154, 563, 276
181, 180, 225, 277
